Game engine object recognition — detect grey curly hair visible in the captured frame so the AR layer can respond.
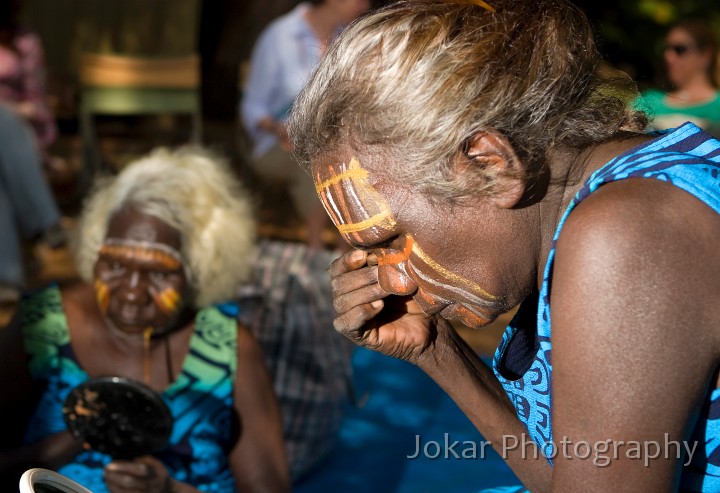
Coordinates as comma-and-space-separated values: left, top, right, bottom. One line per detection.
289, 0, 647, 199
74, 147, 256, 307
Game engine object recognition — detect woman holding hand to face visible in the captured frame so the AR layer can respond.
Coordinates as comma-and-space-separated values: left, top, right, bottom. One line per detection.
289, 1, 720, 491
0, 148, 290, 493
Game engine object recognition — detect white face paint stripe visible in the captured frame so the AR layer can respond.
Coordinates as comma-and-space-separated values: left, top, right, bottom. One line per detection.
317, 157, 397, 238
321, 188, 343, 226
409, 259, 498, 308
409, 239, 498, 302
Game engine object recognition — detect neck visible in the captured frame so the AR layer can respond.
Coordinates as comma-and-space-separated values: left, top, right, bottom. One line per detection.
104, 319, 153, 349
531, 132, 654, 288
671, 74, 716, 102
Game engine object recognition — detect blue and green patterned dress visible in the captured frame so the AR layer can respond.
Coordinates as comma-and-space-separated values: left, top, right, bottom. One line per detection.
20, 285, 239, 493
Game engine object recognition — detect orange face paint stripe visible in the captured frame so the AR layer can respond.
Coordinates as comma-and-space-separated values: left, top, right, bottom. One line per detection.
416, 285, 446, 309
336, 210, 396, 234
377, 236, 415, 266
317, 157, 397, 238
99, 244, 182, 270
159, 289, 180, 306
155, 288, 181, 315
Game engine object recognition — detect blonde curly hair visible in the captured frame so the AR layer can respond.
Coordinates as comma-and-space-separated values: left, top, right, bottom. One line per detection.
74, 147, 256, 307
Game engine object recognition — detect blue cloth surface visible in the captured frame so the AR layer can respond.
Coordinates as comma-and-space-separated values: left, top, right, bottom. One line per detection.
295, 348, 523, 493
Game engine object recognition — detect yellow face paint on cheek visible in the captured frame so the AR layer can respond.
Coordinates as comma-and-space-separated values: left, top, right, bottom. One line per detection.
315, 157, 397, 244
94, 279, 110, 315
409, 237, 499, 303
154, 287, 181, 316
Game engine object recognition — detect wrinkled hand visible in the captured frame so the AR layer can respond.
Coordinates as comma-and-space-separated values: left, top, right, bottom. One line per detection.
104, 456, 172, 493
330, 249, 440, 365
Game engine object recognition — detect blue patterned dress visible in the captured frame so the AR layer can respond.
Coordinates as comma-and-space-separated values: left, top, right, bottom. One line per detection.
492, 122, 720, 492
20, 285, 239, 493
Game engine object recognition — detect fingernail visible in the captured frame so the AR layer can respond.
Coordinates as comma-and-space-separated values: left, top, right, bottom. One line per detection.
371, 300, 383, 308
351, 250, 365, 262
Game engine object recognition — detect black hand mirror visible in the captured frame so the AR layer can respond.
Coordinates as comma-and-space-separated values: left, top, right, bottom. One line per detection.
62, 376, 173, 460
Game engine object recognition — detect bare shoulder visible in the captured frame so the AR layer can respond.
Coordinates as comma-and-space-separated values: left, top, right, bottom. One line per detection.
554, 177, 720, 345
60, 282, 99, 333
549, 178, 720, 490
235, 321, 266, 363
59, 281, 95, 308
561, 177, 720, 251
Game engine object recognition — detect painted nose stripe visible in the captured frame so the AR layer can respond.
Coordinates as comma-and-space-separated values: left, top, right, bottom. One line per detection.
377, 236, 414, 266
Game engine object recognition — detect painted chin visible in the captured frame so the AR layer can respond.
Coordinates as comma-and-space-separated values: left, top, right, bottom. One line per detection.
439, 303, 495, 329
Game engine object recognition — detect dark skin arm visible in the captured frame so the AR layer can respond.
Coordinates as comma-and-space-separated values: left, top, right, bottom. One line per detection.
104, 323, 290, 493
0, 311, 84, 489
227, 322, 290, 493
328, 179, 720, 492
549, 178, 720, 491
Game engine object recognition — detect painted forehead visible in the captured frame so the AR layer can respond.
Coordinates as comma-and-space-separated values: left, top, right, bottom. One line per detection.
314, 157, 498, 302
99, 238, 183, 270
314, 156, 397, 245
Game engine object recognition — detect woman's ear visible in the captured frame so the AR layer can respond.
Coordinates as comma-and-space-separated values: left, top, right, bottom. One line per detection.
455, 131, 526, 209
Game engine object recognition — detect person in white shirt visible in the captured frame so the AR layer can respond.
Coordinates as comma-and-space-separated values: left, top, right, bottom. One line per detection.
241, 0, 369, 249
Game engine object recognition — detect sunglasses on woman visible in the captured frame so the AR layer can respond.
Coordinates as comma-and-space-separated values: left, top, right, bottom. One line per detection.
664, 43, 696, 56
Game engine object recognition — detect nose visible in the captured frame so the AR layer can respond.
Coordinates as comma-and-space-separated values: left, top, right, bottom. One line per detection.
377, 263, 417, 296
119, 270, 148, 303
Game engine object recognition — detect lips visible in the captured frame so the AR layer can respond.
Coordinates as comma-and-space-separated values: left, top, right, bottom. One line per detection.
115, 304, 142, 326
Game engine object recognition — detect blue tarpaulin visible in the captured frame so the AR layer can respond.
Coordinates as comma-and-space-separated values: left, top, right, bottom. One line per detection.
295, 348, 526, 493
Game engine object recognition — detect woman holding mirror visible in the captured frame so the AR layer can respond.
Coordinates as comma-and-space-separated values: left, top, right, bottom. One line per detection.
0, 148, 290, 493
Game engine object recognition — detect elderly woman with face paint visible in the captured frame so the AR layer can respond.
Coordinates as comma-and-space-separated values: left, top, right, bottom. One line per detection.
289, 1, 720, 492
0, 148, 290, 493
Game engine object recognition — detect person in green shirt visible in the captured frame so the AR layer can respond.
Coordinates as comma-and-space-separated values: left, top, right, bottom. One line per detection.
634, 19, 720, 137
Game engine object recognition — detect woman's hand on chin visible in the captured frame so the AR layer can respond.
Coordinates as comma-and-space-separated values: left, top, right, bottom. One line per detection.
329, 249, 444, 366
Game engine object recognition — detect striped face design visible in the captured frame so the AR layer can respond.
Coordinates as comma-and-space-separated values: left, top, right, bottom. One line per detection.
314, 156, 501, 328
314, 156, 397, 246
94, 237, 187, 333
